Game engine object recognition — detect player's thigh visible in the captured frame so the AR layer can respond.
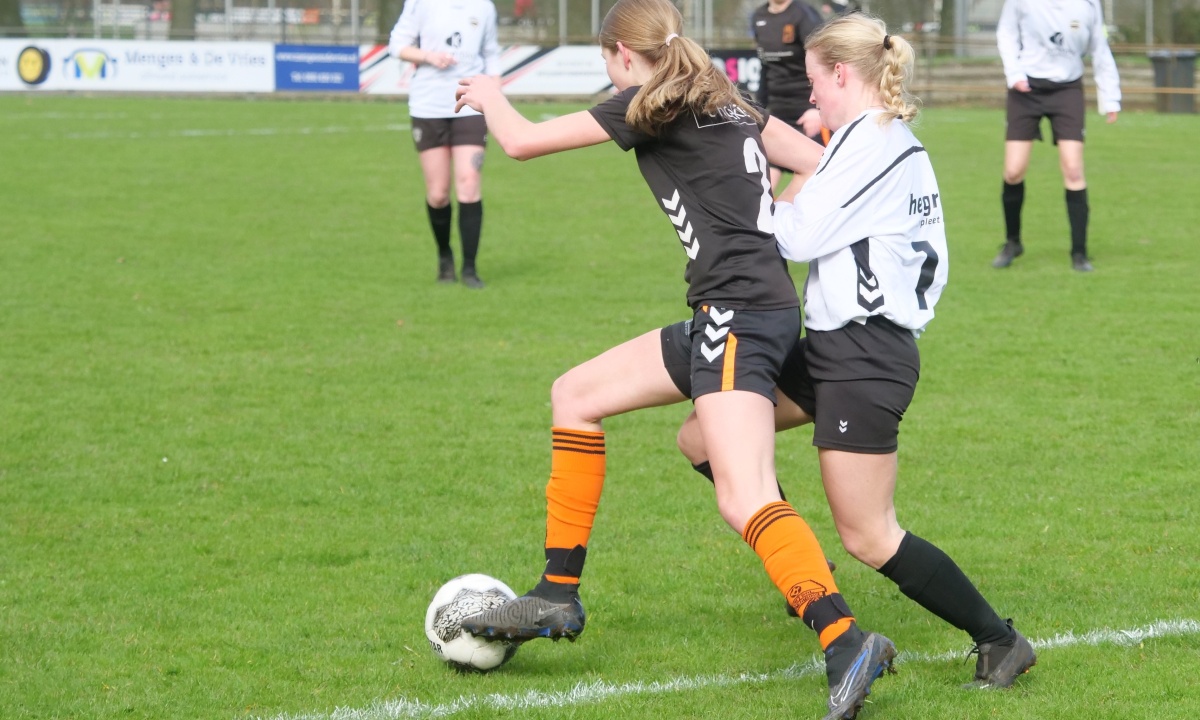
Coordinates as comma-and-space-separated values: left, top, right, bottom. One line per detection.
451, 145, 485, 203
551, 328, 687, 425
694, 390, 779, 527
818, 448, 904, 568
1057, 140, 1086, 188
418, 146, 453, 203
1003, 140, 1034, 184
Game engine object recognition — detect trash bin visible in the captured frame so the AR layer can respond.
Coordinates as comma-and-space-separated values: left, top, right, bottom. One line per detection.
1148, 49, 1197, 114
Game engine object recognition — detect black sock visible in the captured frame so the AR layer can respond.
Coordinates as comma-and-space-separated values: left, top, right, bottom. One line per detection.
459, 200, 483, 272
427, 203, 452, 258
692, 460, 787, 501
1065, 188, 1089, 256
878, 532, 1010, 646
1002, 181, 1024, 244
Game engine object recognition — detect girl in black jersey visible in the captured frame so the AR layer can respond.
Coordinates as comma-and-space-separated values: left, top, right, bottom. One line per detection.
676, 13, 1037, 691
454, 1, 893, 716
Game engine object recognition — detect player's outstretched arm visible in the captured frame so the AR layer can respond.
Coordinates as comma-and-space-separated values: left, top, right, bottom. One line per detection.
455, 75, 610, 160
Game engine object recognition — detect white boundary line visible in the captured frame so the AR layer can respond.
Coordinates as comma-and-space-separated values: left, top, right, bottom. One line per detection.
255, 619, 1199, 720
12, 124, 410, 141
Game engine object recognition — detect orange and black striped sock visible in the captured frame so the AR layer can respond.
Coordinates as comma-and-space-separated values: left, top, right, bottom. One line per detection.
538, 428, 605, 593
743, 501, 855, 649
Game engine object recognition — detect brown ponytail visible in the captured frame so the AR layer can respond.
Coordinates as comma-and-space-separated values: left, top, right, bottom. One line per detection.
599, 0, 762, 135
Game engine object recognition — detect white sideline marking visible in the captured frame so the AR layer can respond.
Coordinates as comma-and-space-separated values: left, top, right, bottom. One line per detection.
254, 619, 1200, 720
17, 124, 410, 141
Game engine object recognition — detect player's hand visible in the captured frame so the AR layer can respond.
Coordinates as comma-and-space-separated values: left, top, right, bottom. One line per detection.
798, 108, 823, 138
423, 51, 457, 70
1013, 80, 1031, 93
1106, 111, 1118, 124
455, 75, 503, 114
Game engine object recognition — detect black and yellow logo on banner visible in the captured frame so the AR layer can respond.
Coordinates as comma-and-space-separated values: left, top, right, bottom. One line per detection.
18, 46, 51, 85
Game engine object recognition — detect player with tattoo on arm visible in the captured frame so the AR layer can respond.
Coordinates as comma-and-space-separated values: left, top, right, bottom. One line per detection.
389, 0, 500, 288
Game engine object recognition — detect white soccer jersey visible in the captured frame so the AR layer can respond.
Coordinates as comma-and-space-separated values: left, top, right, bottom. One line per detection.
389, 0, 501, 118
997, 0, 1121, 113
773, 110, 948, 336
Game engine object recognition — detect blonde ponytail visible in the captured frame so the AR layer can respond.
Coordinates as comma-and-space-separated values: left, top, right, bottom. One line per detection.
806, 14, 920, 125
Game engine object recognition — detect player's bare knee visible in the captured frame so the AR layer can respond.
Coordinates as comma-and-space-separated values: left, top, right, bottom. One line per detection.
549, 372, 600, 426
839, 532, 893, 570
676, 421, 705, 465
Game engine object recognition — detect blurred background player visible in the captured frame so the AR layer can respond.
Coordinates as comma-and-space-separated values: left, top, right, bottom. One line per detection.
454, 1, 896, 716
993, 0, 1121, 272
677, 12, 1037, 691
751, 0, 828, 189
390, 0, 501, 288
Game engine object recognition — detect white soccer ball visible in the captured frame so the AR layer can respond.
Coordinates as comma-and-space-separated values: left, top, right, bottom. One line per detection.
424, 573, 519, 672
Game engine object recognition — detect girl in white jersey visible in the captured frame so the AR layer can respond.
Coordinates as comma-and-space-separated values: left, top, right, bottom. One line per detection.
454, 2, 894, 717
992, 0, 1121, 272
677, 13, 1037, 691
389, 0, 501, 288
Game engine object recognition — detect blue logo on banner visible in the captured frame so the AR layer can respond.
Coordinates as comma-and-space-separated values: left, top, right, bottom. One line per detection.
275, 44, 358, 91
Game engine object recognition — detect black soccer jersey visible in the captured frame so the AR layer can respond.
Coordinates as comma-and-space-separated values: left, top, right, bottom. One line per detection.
588, 88, 798, 312
751, 1, 824, 121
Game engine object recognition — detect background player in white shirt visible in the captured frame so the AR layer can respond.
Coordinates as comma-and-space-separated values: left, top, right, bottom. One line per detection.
389, 0, 500, 288
453, 2, 895, 716
993, 0, 1121, 272
677, 13, 1037, 691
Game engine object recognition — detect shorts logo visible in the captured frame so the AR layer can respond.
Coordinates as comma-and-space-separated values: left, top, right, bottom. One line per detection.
661, 189, 700, 259
412, 127, 423, 143
700, 307, 733, 363
786, 580, 828, 611
838, 420, 849, 433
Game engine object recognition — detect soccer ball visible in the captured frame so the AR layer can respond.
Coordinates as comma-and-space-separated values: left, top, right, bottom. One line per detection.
424, 573, 519, 672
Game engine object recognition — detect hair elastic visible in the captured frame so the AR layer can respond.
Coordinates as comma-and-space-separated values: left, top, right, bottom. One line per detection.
883, 34, 893, 50
665, 33, 679, 46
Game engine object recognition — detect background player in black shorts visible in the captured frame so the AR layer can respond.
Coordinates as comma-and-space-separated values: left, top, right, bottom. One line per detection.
677, 13, 1037, 692
389, 0, 500, 288
453, 1, 894, 715
751, 0, 827, 189
993, 0, 1121, 272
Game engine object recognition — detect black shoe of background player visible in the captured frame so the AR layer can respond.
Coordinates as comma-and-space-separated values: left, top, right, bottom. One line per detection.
437, 256, 456, 283
992, 240, 1024, 269
963, 620, 1037, 689
1071, 253, 1094, 272
461, 268, 486, 289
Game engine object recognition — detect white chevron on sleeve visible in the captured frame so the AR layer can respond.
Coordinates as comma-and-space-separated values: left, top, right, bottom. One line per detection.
661, 189, 681, 211
668, 205, 687, 226
709, 307, 734, 325
700, 342, 725, 363
685, 239, 700, 260
676, 222, 693, 244
704, 325, 730, 342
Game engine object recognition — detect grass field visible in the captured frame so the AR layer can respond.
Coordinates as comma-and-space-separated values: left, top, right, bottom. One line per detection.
1, 94, 1198, 720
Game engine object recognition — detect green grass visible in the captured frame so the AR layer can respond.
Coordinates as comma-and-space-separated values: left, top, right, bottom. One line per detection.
1, 95, 1197, 720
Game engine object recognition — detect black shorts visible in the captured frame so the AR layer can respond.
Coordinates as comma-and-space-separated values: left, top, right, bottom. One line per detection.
659, 306, 800, 403
663, 321, 815, 413
804, 317, 920, 454
1005, 77, 1085, 145
411, 115, 488, 152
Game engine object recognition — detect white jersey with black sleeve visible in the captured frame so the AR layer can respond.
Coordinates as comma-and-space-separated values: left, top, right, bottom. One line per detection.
772, 110, 948, 337
997, 0, 1121, 113
389, 0, 501, 119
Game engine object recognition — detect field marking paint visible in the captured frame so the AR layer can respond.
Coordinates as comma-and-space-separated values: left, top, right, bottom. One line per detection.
254, 619, 1200, 720
14, 124, 410, 141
